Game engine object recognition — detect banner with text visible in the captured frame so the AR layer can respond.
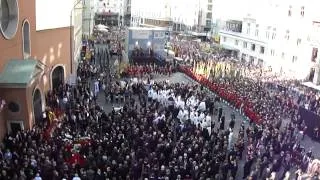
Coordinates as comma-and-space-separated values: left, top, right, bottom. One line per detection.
132, 30, 150, 39
154, 31, 165, 39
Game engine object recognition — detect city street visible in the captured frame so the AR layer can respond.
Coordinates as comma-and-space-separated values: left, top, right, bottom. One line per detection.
87, 27, 320, 178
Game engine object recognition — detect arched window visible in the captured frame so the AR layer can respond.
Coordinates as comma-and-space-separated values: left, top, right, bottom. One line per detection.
22, 20, 31, 58
0, 0, 19, 39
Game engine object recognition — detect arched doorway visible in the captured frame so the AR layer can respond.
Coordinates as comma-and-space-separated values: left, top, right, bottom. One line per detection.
33, 89, 43, 126
51, 66, 64, 90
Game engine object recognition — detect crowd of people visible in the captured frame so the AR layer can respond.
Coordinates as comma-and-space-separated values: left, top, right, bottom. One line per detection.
171, 38, 320, 177
2, 31, 320, 180
0, 60, 240, 179
124, 64, 173, 77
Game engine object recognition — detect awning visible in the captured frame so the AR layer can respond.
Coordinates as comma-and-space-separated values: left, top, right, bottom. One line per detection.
302, 81, 320, 92
221, 44, 239, 51
0, 59, 44, 88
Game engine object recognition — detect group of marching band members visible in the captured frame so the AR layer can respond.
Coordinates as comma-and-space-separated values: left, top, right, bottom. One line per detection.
125, 64, 173, 77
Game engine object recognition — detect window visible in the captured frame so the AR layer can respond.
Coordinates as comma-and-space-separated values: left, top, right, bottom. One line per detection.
271, 32, 276, 39
260, 46, 265, 54
281, 52, 285, 59
206, 13, 212, 19
208, 5, 212, 11
266, 26, 271, 39
292, 56, 297, 63
272, 28, 276, 39
301, 6, 305, 17
0, 0, 19, 39
206, 20, 211, 27
311, 48, 318, 62
255, 24, 259, 36
223, 37, 226, 42
22, 20, 31, 58
297, 38, 301, 46
251, 44, 256, 51
270, 49, 275, 56
288, 6, 292, 16
243, 42, 247, 48
255, 30, 259, 36
235, 40, 238, 45
8, 102, 20, 113
247, 23, 250, 34
285, 30, 290, 40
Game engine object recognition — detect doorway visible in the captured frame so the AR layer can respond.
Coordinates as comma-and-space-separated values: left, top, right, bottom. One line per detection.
241, 54, 247, 63
249, 56, 254, 65
258, 59, 264, 67
8, 121, 24, 135
51, 66, 64, 90
33, 89, 43, 126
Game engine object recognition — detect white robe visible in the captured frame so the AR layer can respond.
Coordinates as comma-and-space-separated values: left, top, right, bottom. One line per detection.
177, 109, 185, 121
179, 100, 185, 110
198, 112, 205, 122
183, 109, 189, 121
148, 89, 153, 98
190, 111, 195, 123
152, 91, 158, 100
198, 101, 206, 112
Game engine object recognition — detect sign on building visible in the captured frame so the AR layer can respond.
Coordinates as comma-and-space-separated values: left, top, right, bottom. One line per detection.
154, 31, 165, 39
132, 30, 150, 39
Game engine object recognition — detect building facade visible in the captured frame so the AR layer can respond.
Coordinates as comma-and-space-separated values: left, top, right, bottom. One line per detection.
131, 0, 172, 28
83, 0, 95, 37
0, 0, 81, 139
95, 0, 124, 26
123, 0, 131, 26
309, 21, 320, 84
131, 0, 213, 35
72, 1, 84, 73
219, 0, 320, 82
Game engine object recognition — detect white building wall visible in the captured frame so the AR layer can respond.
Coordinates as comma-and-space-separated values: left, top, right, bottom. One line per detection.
219, 0, 320, 80
131, 0, 212, 31
36, 0, 77, 31
83, 0, 95, 36
72, 1, 83, 72
131, 0, 171, 27
95, 0, 125, 26
36, 0, 83, 73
